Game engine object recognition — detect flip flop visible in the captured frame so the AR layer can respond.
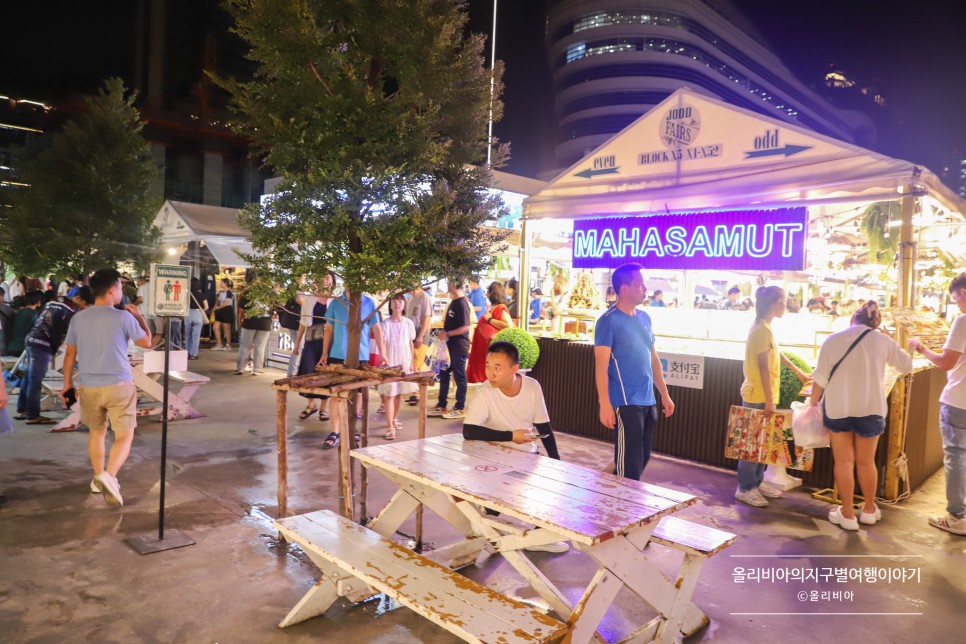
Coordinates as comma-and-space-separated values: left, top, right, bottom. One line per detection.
298, 408, 316, 420
25, 416, 57, 425
322, 432, 340, 449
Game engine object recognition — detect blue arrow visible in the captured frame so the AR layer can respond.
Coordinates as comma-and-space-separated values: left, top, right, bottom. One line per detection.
744, 144, 812, 159
574, 167, 620, 179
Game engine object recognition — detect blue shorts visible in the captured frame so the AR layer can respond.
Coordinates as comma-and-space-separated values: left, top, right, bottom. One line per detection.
823, 405, 885, 438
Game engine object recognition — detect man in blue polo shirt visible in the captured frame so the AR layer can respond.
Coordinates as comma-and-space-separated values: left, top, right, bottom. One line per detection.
320, 286, 387, 449
467, 276, 487, 320
594, 263, 675, 481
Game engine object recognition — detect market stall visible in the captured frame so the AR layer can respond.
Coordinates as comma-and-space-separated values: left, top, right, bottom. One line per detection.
519, 88, 965, 497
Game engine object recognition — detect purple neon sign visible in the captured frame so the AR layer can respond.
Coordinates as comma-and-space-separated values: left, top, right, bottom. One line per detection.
571, 208, 807, 271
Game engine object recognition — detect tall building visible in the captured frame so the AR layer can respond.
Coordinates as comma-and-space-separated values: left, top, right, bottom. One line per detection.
545, 0, 876, 169
0, 95, 51, 207
134, 0, 268, 208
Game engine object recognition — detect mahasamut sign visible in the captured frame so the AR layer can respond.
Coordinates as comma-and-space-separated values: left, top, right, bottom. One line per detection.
572, 208, 807, 271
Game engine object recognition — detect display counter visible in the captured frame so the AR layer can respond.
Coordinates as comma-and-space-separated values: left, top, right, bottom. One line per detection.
529, 336, 945, 496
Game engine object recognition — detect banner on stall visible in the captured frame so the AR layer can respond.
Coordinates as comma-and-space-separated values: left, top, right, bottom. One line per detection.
659, 353, 705, 390
572, 207, 807, 270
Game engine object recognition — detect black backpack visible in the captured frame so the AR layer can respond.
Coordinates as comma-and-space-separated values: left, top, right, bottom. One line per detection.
278, 297, 301, 331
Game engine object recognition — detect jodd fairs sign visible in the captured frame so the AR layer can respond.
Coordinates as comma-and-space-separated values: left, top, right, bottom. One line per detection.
572, 207, 807, 271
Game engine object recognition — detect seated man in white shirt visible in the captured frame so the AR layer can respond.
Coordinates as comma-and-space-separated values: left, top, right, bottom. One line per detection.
462, 340, 566, 552
462, 340, 560, 459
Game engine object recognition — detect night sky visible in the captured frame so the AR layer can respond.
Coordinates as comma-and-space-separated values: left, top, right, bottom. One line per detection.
3, 2, 964, 181
466, 0, 966, 180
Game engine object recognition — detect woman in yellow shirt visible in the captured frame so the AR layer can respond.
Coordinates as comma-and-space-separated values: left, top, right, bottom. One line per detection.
736, 286, 809, 507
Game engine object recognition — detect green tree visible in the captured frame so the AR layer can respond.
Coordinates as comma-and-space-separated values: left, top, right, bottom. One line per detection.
859, 201, 900, 266
2, 78, 161, 277
221, 0, 507, 369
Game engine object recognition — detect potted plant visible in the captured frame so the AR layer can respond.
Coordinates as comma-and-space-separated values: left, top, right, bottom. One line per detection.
780, 352, 813, 409
493, 327, 541, 370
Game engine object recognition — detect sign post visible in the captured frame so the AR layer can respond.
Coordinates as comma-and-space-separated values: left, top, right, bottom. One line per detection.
126, 263, 195, 555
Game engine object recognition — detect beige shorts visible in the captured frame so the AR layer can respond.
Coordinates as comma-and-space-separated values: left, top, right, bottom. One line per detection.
413, 342, 429, 372
79, 381, 138, 435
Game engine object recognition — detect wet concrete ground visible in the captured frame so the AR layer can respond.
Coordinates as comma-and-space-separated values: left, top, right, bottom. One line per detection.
1, 347, 964, 643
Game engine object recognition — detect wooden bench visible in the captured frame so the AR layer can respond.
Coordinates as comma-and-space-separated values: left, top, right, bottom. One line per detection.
625, 515, 735, 638
275, 509, 568, 643
650, 515, 736, 557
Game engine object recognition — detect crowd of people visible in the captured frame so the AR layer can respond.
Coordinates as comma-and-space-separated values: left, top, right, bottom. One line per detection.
2, 266, 964, 538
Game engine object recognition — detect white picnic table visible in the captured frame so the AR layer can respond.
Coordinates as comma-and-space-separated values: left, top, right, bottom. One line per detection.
51, 354, 208, 432
350, 434, 711, 644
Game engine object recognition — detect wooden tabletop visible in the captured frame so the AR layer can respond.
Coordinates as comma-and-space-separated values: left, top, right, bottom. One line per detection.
353, 434, 696, 546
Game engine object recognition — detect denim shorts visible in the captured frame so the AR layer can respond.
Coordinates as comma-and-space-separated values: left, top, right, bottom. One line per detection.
823, 405, 885, 438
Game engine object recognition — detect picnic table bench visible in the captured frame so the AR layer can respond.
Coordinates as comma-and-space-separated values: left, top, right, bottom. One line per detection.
338, 434, 735, 643
275, 509, 568, 643
51, 360, 209, 432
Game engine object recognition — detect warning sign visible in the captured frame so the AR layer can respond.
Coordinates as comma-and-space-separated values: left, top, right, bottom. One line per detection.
150, 263, 191, 317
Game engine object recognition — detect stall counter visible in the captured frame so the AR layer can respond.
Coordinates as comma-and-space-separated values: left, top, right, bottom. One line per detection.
529, 337, 945, 497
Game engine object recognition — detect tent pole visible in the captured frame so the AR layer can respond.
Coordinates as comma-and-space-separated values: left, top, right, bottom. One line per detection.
519, 217, 531, 331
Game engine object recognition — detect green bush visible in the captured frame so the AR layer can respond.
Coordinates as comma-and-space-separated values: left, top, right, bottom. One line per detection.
493, 327, 541, 369
779, 351, 812, 409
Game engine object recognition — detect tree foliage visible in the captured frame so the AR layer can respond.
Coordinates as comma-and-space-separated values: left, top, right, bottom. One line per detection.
860, 201, 900, 266
220, 0, 508, 367
2, 78, 162, 277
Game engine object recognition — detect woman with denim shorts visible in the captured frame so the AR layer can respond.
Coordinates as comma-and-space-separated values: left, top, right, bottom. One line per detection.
809, 302, 912, 530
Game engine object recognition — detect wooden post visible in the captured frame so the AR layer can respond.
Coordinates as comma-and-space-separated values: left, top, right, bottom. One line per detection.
276, 389, 288, 519
884, 375, 909, 500
416, 382, 428, 552
338, 395, 354, 521
360, 387, 369, 524
897, 194, 917, 308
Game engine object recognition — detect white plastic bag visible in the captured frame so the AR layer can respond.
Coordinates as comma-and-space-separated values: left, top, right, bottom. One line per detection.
790, 401, 829, 448
428, 338, 450, 380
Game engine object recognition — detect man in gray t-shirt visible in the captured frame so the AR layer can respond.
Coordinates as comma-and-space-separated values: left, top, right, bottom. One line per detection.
62, 268, 152, 508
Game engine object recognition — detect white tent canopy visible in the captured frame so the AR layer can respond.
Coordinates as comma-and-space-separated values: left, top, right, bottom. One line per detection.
153, 200, 255, 268
524, 88, 966, 219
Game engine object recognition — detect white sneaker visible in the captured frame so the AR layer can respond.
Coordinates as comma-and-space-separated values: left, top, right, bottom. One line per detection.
442, 408, 466, 420
759, 484, 783, 498
859, 506, 882, 525
928, 514, 966, 535
524, 541, 570, 553
735, 486, 768, 507
90, 477, 120, 494
829, 506, 859, 530
94, 472, 123, 508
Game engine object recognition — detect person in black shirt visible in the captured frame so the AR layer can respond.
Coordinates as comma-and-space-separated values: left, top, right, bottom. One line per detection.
235, 289, 273, 375
16, 289, 94, 422
429, 278, 471, 420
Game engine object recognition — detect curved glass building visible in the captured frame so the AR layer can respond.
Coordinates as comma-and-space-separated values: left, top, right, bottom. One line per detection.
546, 0, 875, 169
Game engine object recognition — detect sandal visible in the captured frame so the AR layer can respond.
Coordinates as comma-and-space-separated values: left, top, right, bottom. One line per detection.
319, 409, 330, 421
385, 426, 397, 440
298, 407, 317, 420
322, 432, 340, 449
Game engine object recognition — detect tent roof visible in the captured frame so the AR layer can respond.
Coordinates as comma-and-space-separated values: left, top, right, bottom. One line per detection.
202, 238, 254, 269
154, 200, 248, 242
524, 88, 966, 219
